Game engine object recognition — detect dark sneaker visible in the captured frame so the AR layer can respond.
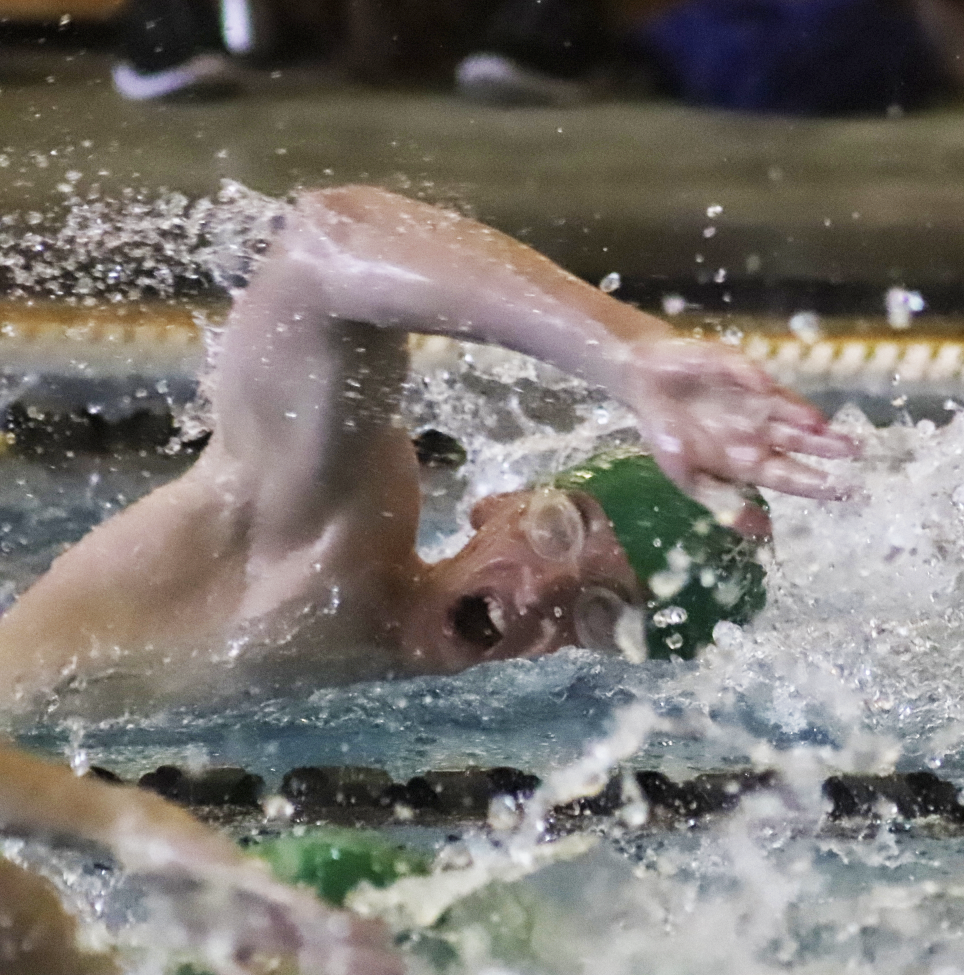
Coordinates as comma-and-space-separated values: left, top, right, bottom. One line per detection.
114, 0, 237, 100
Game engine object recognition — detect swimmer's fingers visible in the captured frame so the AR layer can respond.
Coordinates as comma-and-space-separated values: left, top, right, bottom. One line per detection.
767, 420, 860, 459
297, 916, 404, 975
765, 390, 861, 455
696, 415, 854, 500
651, 407, 853, 505
648, 397, 771, 490
637, 336, 858, 501
250, 881, 403, 975
752, 453, 853, 500
647, 337, 857, 459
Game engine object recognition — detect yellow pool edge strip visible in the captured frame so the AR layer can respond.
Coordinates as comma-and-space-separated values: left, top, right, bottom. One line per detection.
741, 334, 964, 385
0, 300, 211, 379
0, 300, 205, 348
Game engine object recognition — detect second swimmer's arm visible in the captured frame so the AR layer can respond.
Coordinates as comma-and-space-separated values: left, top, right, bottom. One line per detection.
286, 185, 857, 504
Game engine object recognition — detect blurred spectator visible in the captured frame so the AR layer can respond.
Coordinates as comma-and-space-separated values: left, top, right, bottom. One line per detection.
335, 0, 489, 85
112, 0, 456, 97
110, 0, 964, 112
915, 0, 964, 89
631, 0, 950, 114
457, 0, 962, 114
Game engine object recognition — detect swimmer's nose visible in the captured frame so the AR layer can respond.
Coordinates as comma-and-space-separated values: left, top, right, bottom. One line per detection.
521, 489, 586, 561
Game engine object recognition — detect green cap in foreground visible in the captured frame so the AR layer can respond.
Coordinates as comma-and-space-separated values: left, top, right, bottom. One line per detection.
248, 827, 431, 906
553, 450, 767, 660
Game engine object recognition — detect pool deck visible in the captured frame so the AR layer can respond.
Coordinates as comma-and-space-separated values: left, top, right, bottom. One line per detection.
3, 45, 964, 294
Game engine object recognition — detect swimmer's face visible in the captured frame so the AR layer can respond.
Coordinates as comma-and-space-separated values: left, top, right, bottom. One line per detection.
399, 489, 644, 672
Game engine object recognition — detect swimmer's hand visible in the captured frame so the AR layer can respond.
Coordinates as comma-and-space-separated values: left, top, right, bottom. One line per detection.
141, 860, 402, 975
630, 337, 859, 533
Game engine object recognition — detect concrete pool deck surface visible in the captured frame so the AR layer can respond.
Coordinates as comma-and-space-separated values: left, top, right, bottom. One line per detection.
3, 44, 964, 296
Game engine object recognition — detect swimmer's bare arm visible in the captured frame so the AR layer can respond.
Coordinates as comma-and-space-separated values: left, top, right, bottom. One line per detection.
269, 185, 856, 513
0, 743, 401, 975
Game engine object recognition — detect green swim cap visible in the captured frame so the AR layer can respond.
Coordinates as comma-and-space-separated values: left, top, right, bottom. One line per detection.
553, 450, 767, 660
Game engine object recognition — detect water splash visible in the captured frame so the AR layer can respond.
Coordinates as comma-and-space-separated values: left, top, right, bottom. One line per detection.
0, 180, 288, 303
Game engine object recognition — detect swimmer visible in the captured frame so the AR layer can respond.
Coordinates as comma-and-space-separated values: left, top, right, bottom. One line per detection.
0, 185, 857, 716
0, 742, 401, 974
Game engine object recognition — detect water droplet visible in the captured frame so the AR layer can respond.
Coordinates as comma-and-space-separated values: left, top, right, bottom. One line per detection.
599, 272, 621, 293
653, 606, 688, 627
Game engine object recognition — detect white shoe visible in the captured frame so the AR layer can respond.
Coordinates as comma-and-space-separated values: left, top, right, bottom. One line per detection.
112, 53, 237, 101
455, 52, 589, 106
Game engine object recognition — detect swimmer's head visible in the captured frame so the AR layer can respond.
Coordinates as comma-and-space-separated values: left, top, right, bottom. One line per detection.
397, 450, 768, 671
397, 485, 641, 672
551, 450, 768, 659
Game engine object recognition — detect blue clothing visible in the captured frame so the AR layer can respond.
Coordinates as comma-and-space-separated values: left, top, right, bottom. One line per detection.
631, 0, 947, 115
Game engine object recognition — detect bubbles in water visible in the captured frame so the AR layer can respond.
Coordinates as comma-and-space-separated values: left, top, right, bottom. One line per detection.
599, 272, 621, 294
651, 606, 688, 628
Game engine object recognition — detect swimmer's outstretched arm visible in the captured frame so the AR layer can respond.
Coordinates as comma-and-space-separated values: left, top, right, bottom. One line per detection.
271, 186, 856, 510
0, 744, 401, 975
